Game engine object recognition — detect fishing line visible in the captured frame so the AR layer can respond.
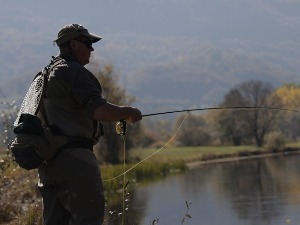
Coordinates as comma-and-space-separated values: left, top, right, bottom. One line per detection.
121, 134, 126, 225
103, 105, 298, 224
102, 112, 190, 182
108, 117, 189, 224
103, 106, 298, 182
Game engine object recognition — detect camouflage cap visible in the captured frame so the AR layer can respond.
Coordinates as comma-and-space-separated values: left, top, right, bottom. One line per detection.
54, 24, 102, 46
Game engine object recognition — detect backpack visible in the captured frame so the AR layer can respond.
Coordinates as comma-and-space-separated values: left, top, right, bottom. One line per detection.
9, 57, 68, 170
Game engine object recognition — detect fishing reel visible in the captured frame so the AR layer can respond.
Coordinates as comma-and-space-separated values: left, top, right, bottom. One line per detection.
116, 120, 127, 135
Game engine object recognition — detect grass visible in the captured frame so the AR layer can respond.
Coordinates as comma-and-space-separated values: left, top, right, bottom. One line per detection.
1, 142, 300, 224
130, 141, 300, 165
0, 165, 42, 225
101, 160, 186, 206
129, 145, 265, 163
285, 141, 300, 148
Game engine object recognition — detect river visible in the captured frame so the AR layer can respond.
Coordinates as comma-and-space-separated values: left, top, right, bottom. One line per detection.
111, 154, 300, 225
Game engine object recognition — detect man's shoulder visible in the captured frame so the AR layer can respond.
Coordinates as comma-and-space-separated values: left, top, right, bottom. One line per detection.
53, 55, 84, 70
55, 58, 87, 73
52, 60, 96, 85
61, 58, 81, 69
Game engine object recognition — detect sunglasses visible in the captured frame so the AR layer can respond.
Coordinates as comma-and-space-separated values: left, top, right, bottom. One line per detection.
75, 39, 93, 50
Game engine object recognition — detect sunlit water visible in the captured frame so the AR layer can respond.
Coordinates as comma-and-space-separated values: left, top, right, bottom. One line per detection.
123, 154, 300, 225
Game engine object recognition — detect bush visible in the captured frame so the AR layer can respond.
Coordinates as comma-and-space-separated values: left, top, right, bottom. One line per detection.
264, 131, 286, 150
0, 155, 11, 176
176, 127, 211, 146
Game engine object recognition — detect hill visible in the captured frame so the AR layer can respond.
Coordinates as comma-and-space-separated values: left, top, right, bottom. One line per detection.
1, 0, 300, 113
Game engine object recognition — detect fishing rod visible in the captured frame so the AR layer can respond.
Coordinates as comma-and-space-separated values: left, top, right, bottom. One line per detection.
142, 106, 298, 117
116, 106, 299, 135
111, 105, 299, 181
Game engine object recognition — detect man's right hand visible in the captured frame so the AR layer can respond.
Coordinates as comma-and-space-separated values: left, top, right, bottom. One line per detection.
126, 107, 142, 123
93, 103, 142, 123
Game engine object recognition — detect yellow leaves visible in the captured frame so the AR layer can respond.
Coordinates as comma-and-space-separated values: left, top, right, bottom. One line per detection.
273, 83, 300, 109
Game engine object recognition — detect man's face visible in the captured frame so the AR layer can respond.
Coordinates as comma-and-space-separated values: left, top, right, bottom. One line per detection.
71, 39, 94, 65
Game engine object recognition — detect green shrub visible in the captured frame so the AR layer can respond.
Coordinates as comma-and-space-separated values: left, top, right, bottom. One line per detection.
264, 131, 286, 150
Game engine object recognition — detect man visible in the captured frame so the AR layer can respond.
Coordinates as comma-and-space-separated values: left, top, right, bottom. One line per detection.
38, 24, 142, 225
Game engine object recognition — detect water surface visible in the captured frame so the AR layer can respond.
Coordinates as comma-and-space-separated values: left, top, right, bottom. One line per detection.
124, 154, 300, 225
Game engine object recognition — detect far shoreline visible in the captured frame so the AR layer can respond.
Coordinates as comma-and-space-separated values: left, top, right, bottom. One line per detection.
186, 147, 300, 169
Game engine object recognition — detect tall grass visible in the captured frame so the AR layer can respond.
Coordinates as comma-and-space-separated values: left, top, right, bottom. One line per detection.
101, 161, 186, 199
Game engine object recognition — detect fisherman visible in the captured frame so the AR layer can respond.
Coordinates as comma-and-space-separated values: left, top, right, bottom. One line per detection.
37, 24, 142, 225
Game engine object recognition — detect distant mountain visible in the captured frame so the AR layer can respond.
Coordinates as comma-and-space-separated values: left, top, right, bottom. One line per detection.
123, 40, 299, 112
1, 0, 300, 114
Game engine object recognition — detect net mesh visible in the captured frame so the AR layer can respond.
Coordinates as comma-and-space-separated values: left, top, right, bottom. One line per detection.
14, 72, 45, 126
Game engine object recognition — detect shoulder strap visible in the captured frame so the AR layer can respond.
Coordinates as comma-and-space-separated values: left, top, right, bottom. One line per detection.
36, 57, 65, 125
38, 69, 49, 125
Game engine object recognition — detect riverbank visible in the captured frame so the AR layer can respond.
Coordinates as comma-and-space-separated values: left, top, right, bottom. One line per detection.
1, 145, 300, 224
186, 147, 300, 169
129, 144, 300, 169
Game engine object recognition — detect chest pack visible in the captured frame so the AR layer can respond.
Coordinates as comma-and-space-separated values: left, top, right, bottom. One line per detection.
9, 57, 68, 170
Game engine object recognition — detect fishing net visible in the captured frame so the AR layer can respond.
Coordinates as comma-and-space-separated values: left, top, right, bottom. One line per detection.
14, 71, 46, 126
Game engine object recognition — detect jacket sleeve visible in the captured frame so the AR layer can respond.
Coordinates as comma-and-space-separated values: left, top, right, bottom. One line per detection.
71, 67, 107, 118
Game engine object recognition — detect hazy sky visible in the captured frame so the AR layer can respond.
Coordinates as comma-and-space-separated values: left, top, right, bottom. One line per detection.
2, 0, 300, 44
1, 0, 300, 109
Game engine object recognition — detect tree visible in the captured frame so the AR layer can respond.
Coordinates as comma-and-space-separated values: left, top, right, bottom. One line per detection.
273, 83, 300, 140
273, 83, 300, 108
174, 113, 211, 146
91, 64, 142, 164
217, 80, 282, 147
217, 89, 250, 145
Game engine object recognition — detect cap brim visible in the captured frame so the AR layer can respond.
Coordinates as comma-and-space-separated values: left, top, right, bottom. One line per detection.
82, 32, 102, 43
55, 30, 102, 46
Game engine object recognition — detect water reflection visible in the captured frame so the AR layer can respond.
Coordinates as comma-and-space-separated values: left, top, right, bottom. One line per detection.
220, 158, 286, 224
119, 155, 300, 225
122, 154, 300, 225
105, 185, 147, 225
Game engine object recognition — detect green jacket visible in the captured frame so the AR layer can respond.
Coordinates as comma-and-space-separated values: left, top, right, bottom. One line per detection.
44, 54, 106, 144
